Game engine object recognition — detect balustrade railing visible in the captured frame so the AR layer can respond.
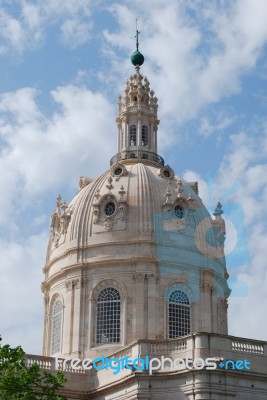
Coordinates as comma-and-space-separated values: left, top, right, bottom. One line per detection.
110, 150, 164, 166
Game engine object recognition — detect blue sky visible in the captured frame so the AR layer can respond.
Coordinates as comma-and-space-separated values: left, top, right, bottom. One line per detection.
0, 0, 267, 354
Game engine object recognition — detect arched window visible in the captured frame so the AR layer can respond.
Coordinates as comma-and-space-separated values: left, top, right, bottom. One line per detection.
96, 288, 121, 345
142, 125, 148, 146
129, 125, 137, 146
168, 290, 190, 338
51, 300, 63, 355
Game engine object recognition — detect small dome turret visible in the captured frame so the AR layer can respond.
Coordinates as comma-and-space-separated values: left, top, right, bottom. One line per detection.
111, 29, 162, 167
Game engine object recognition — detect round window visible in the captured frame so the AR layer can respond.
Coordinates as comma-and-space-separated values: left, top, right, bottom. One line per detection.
114, 167, 123, 176
174, 205, 184, 219
163, 169, 171, 178
104, 202, 116, 216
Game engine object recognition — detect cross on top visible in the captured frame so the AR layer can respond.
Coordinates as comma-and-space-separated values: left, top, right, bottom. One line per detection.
135, 19, 140, 51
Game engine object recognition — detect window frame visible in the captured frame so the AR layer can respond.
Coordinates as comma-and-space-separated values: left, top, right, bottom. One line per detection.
95, 287, 121, 346
141, 125, 149, 146
50, 298, 63, 355
168, 289, 190, 339
129, 124, 137, 146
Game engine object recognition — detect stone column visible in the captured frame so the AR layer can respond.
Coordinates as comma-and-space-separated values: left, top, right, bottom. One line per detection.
150, 121, 155, 152
70, 278, 82, 357
154, 125, 158, 153
190, 302, 197, 333
117, 123, 121, 153
200, 282, 213, 332
137, 114, 141, 148
42, 291, 49, 356
62, 279, 77, 355
132, 273, 145, 340
125, 119, 129, 149
147, 273, 159, 339
41, 282, 49, 356
88, 296, 95, 350
144, 274, 148, 338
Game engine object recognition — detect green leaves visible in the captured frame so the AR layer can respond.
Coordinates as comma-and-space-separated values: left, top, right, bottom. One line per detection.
0, 336, 67, 400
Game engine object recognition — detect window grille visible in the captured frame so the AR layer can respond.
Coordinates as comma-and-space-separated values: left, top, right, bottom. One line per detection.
96, 288, 121, 345
168, 290, 190, 338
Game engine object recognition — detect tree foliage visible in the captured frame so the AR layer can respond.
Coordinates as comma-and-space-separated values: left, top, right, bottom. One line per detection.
0, 337, 67, 400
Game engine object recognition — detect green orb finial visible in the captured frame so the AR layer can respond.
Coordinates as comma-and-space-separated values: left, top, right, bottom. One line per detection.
131, 19, 145, 67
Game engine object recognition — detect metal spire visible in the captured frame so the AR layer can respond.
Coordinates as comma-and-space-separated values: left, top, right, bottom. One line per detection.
135, 18, 140, 51
131, 19, 144, 69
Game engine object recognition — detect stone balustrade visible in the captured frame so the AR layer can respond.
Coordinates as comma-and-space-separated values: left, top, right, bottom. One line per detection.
25, 354, 54, 370
25, 333, 266, 376
232, 339, 264, 355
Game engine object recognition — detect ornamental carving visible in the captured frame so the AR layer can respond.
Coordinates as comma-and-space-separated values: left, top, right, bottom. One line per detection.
106, 176, 114, 191
163, 219, 185, 232
158, 165, 174, 180
200, 281, 214, 294
110, 163, 128, 178
65, 278, 82, 291
176, 180, 184, 198
162, 180, 196, 216
131, 272, 159, 283
41, 281, 48, 293
50, 195, 72, 247
78, 176, 92, 190
218, 298, 228, 333
162, 184, 173, 212
212, 202, 226, 247
92, 183, 127, 231
121, 73, 158, 113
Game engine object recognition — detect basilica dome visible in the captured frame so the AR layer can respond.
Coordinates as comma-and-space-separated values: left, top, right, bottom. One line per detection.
46, 160, 227, 282
42, 56, 230, 359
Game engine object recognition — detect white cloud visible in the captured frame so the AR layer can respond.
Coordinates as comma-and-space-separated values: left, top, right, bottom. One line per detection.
182, 170, 211, 206
0, 88, 43, 125
0, 232, 47, 354
229, 222, 267, 340
0, 84, 115, 230
21, 3, 42, 30
199, 113, 236, 138
0, 1, 94, 54
0, 9, 25, 53
42, 0, 92, 17
61, 18, 92, 48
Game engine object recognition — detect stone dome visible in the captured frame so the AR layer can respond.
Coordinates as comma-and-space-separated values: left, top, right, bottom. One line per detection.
42, 66, 230, 359
46, 160, 228, 292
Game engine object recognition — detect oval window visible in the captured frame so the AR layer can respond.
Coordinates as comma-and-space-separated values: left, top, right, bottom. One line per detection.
163, 169, 171, 178
105, 202, 116, 216
114, 167, 123, 176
